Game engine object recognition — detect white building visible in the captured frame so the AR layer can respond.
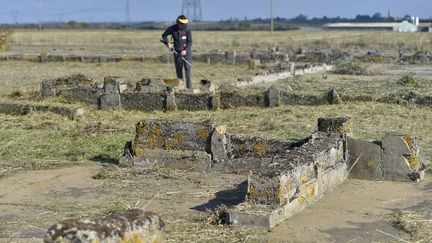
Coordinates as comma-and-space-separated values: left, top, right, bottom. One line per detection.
324, 20, 418, 32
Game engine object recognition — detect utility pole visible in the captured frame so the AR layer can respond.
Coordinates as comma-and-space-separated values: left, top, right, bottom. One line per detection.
270, 0, 274, 33
37, 6, 43, 30
182, 0, 203, 22
125, 0, 131, 27
11, 11, 18, 25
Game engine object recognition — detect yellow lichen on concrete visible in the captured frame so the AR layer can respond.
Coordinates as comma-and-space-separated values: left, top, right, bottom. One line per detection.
279, 176, 289, 205
253, 143, 267, 156
136, 122, 148, 135
147, 125, 164, 149
133, 144, 147, 157
297, 183, 318, 205
300, 171, 313, 184
173, 133, 184, 145
247, 186, 275, 203
197, 128, 209, 140
336, 119, 353, 135
404, 155, 421, 169
164, 140, 173, 150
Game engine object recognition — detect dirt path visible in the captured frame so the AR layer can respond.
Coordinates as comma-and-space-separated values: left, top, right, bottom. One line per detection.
265, 178, 432, 242
0, 166, 431, 242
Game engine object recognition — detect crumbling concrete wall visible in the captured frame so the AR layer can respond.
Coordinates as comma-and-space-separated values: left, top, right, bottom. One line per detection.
44, 209, 164, 243
347, 132, 424, 181
120, 119, 301, 172
0, 101, 84, 120
118, 117, 425, 229
228, 118, 351, 228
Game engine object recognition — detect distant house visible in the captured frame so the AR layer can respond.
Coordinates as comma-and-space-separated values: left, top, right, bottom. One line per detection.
324, 20, 418, 32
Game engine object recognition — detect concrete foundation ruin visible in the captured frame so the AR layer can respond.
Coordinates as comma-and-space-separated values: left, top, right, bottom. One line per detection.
6, 48, 428, 65
119, 117, 426, 229
38, 72, 432, 115
44, 209, 164, 243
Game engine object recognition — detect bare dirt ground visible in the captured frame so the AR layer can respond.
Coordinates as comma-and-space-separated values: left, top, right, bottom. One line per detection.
0, 164, 430, 242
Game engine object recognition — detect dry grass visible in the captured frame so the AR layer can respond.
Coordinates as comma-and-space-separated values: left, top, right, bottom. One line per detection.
0, 28, 12, 51
392, 210, 432, 241
9, 29, 432, 54
0, 61, 256, 95
1, 101, 432, 178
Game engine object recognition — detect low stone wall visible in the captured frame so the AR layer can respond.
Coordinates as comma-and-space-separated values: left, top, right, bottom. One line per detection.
0, 101, 84, 120
1, 50, 428, 65
119, 119, 302, 172
236, 63, 333, 87
44, 209, 164, 243
41, 74, 432, 114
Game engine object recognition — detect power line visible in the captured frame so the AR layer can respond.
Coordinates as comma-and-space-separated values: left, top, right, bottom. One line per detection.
125, 0, 131, 26
11, 10, 18, 25
182, 0, 203, 22
270, 0, 274, 33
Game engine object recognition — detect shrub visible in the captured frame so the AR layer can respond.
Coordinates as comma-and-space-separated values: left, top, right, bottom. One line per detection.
398, 72, 418, 87
334, 60, 367, 75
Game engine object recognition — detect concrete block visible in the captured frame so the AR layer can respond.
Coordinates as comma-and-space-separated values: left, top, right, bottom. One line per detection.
382, 152, 413, 181
175, 93, 210, 111
40, 53, 47, 63
381, 132, 423, 181
0, 103, 30, 115
133, 119, 213, 153
317, 117, 353, 136
290, 62, 296, 75
326, 89, 343, 104
210, 126, 228, 162
103, 76, 125, 94
226, 50, 237, 65
99, 93, 121, 110
267, 87, 281, 107
247, 162, 317, 206
120, 92, 165, 111
44, 209, 164, 243
41, 80, 55, 98
382, 132, 414, 156
210, 95, 220, 111
56, 87, 102, 106
165, 91, 177, 111
347, 138, 383, 180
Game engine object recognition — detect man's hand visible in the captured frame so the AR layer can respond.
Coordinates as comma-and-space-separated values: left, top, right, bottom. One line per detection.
181, 50, 187, 56
167, 42, 173, 51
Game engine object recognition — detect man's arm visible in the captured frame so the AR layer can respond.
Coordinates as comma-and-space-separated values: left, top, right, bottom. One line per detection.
162, 25, 175, 50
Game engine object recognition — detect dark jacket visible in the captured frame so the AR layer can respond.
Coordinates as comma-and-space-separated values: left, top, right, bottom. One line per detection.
162, 24, 192, 53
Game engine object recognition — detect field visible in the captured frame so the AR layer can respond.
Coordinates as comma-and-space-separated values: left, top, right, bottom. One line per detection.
1, 29, 432, 242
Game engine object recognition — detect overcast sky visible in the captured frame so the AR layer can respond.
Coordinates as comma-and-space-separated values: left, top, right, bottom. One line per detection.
0, 0, 430, 24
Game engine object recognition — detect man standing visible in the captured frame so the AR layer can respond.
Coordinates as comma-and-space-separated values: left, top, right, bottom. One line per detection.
162, 15, 193, 89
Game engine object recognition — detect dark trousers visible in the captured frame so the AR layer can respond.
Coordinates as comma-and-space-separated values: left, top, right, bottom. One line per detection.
174, 52, 192, 89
